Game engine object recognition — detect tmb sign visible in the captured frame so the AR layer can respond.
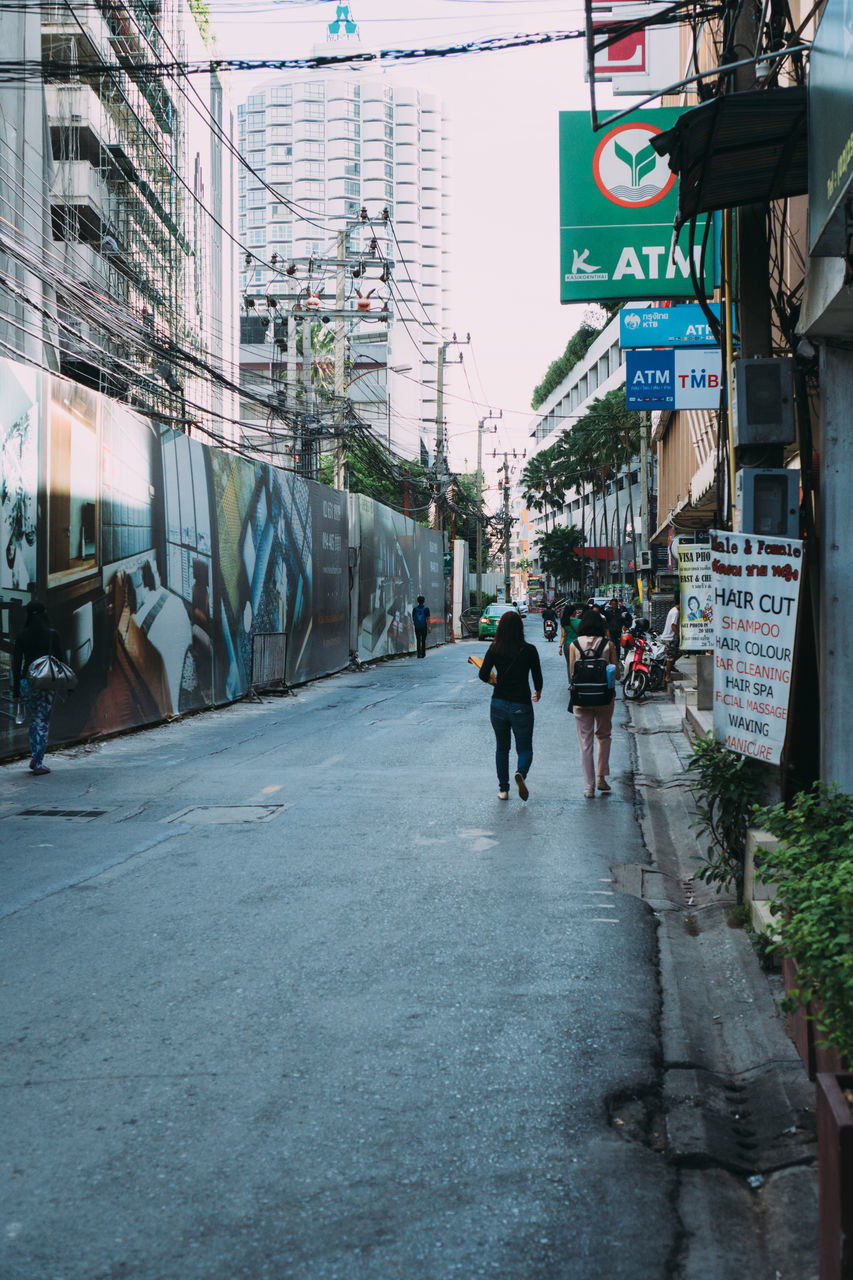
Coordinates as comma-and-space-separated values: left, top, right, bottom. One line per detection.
625, 348, 722, 409
710, 530, 802, 765
559, 108, 715, 303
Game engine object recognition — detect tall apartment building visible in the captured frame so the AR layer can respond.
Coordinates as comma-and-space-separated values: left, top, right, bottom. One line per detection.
235, 58, 451, 463
0, 0, 237, 436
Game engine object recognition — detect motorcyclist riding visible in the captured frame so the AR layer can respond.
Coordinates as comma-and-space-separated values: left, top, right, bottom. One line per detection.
541, 600, 558, 638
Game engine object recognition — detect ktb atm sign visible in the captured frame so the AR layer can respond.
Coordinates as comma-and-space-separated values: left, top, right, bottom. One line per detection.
559, 109, 716, 303
625, 349, 723, 410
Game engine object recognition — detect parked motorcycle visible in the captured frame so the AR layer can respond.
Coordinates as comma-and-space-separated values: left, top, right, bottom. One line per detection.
623, 633, 650, 699
543, 616, 557, 642
645, 632, 668, 692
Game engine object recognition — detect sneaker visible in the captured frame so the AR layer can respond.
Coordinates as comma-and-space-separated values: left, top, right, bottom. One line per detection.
597, 777, 611, 792
498, 790, 509, 801
31, 765, 51, 776
514, 771, 529, 802
584, 786, 595, 798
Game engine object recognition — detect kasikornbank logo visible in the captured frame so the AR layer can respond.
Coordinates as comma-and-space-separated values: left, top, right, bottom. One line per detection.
592, 123, 675, 209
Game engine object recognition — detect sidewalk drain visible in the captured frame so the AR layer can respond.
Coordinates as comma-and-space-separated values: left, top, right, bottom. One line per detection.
165, 805, 286, 825
17, 808, 106, 819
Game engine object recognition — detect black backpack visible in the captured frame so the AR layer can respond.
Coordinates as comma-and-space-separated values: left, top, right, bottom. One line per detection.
571, 637, 613, 707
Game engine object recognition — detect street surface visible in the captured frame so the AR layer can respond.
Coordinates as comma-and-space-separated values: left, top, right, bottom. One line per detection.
1, 636, 677, 1279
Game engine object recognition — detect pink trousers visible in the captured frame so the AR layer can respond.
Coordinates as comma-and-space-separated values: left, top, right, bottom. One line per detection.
573, 700, 614, 788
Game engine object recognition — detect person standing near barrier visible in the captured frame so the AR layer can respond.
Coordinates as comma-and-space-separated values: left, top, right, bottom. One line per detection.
479, 609, 542, 802
412, 595, 430, 658
568, 610, 618, 798
12, 601, 64, 776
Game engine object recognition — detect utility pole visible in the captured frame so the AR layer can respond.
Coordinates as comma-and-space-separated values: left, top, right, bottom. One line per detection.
475, 410, 502, 607
502, 453, 512, 604
433, 332, 470, 528
639, 414, 650, 612
333, 228, 347, 490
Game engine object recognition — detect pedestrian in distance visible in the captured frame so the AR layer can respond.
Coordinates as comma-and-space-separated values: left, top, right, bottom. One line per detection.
478, 609, 542, 802
412, 595, 430, 658
559, 602, 582, 684
12, 600, 64, 776
568, 610, 618, 798
662, 596, 681, 683
604, 596, 624, 647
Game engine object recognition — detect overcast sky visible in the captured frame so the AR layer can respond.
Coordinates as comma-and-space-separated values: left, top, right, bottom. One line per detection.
207, 0, 621, 485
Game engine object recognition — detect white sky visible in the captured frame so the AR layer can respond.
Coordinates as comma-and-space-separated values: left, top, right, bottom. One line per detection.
206, 0, 625, 487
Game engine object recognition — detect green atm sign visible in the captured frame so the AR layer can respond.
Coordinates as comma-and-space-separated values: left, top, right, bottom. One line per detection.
559, 109, 715, 303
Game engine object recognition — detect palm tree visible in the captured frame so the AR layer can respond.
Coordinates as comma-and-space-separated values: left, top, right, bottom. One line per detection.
521, 445, 564, 592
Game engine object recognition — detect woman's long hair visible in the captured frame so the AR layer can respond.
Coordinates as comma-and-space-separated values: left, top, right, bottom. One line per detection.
492, 608, 524, 657
577, 609, 607, 638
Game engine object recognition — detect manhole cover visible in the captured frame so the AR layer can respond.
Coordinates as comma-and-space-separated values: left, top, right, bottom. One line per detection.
17, 808, 106, 819
165, 805, 287, 825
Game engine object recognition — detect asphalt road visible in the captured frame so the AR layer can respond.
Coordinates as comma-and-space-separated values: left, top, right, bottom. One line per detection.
1, 636, 677, 1279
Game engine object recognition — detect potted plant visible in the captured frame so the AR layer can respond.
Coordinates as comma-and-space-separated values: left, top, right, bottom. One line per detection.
756, 785, 853, 1280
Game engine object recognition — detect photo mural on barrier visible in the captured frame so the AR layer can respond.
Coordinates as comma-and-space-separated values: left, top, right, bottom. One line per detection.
356, 495, 446, 660
0, 357, 441, 761
0, 359, 350, 758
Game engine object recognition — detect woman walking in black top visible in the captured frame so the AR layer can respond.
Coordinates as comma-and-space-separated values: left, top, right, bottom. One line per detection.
479, 610, 543, 802
12, 600, 64, 775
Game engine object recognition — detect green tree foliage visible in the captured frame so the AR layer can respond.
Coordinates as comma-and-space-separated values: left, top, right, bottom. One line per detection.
531, 325, 599, 410
188, 0, 212, 44
520, 445, 564, 531
537, 524, 585, 591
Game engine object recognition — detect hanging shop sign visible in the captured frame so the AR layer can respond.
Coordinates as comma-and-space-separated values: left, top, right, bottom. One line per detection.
676, 544, 713, 651
808, 0, 853, 256
619, 303, 723, 347
625, 348, 722, 409
710, 530, 803, 765
589, 1, 682, 96
559, 108, 715, 303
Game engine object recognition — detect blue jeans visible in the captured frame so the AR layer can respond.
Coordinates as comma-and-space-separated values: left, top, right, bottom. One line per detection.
489, 697, 534, 790
20, 676, 56, 768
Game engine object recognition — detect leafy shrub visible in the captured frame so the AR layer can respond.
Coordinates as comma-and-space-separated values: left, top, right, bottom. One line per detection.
685, 733, 767, 899
756, 784, 853, 1061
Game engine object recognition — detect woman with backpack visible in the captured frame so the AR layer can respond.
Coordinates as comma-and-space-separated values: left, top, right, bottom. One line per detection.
478, 609, 542, 802
568, 610, 618, 798
12, 600, 65, 775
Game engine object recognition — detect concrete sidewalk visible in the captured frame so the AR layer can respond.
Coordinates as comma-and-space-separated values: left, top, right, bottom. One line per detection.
625, 674, 818, 1279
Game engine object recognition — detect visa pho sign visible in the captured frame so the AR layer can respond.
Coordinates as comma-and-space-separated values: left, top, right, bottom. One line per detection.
559, 109, 715, 302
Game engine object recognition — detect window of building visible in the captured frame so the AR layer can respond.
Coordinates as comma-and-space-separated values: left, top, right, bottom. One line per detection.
341, 120, 359, 139
270, 86, 292, 105
353, 84, 361, 98
384, 142, 393, 160
268, 106, 291, 124
268, 165, 291, 182
344, 179, 360, 197
303, 161, 324, 179
302, 102, 325, 121
304, 121, 324, 140
270, 181, 292, 198
385, 182, 394, 201
304, 83, 325, 100
238, 197, 246, 213
344, 161, 360, 177
344, 199, 359, 217
269, 125, 291, 141
384, 161, 393, 180
248, 93, 265, 108
301, 199, 325, 214
269, 144, 292, 161
270, 202, 291, 218
238, 216, 246, 235
248, 189, 265, 208
238, 104, 246, 117
385, 104, 394, 121
300, 180, 324, 197
303, 141, 324, 158
248, 111, 265, 129
342, 140, 360, 159
384, 124, 393, 140
248, 149, 265, 168
248, 228, 266, 246
249, 208, 264, 226
268, 225, 292, 244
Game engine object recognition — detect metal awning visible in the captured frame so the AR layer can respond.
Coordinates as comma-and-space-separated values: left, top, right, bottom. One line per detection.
650, 86, 808, 229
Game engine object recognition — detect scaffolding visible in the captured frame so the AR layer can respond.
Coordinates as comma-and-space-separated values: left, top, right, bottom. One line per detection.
43, 0, 192, 420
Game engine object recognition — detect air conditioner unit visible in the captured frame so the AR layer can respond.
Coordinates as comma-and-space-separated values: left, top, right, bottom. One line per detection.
731, 358, 795, 447
734, 468, 799, 537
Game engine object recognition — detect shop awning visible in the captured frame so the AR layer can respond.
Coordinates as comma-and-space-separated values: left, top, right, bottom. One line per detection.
650, 86, 808, 228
